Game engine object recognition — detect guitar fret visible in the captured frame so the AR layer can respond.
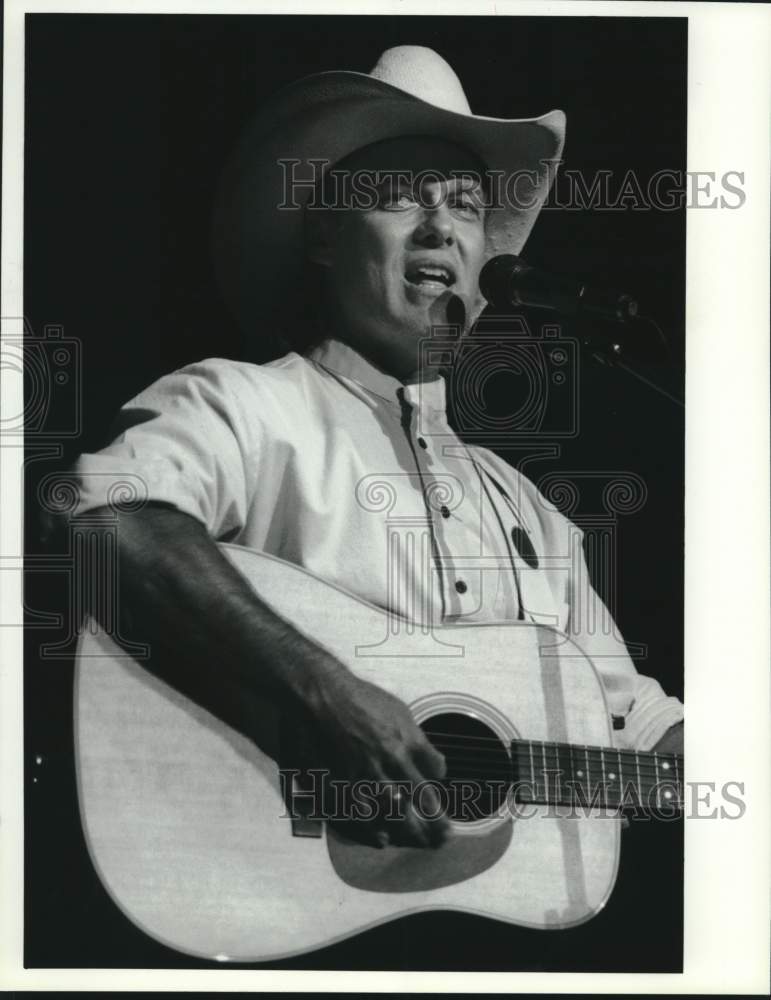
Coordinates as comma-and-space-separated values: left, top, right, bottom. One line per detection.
653, 752, 661, 808
600, 747, 607, 808
585, 746, 591, 803
635, 750, 642, 806
606, 749, 618, 809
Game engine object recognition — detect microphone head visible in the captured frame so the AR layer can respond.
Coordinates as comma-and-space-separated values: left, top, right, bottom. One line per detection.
479, 254, 525, 309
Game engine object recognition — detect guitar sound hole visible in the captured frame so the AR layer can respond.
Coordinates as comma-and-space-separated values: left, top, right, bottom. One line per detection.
420, 713, 510, 822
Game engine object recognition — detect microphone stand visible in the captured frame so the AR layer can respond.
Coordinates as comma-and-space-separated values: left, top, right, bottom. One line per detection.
575, 313, 670, 367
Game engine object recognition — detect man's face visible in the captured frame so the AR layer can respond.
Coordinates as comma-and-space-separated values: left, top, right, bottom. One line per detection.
314, 137, 488, 380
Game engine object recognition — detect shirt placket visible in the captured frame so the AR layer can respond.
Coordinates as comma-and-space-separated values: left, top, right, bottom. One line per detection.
400, 389, 488, 621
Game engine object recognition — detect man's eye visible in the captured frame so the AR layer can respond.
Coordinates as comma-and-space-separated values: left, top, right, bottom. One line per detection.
451, 194, 482, 216
379, 189, 418, 211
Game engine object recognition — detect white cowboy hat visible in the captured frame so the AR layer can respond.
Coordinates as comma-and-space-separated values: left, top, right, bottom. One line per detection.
212, 45, 565, 337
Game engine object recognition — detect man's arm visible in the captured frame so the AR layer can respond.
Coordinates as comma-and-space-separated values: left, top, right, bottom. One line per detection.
651, 721, 684, 755
559, 516, 685, 752
80, 502, 448, 848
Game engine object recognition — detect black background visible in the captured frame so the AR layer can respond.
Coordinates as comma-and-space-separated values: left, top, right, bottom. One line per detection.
23, 14, 685, 971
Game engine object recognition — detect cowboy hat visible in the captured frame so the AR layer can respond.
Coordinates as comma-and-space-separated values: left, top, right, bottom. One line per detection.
212, 45, 565, 337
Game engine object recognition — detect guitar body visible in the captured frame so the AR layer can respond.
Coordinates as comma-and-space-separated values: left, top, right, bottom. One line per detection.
75, 544, 620, 962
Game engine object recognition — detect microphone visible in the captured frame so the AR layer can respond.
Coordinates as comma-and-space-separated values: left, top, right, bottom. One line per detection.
478, 254, 669, 364
479, 254, 639, 324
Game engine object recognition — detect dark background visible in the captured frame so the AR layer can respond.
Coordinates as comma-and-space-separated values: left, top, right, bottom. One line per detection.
23, 14, 686, 971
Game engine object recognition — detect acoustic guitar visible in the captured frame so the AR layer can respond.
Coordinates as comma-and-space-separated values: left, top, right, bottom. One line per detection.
74, 544, 682, 962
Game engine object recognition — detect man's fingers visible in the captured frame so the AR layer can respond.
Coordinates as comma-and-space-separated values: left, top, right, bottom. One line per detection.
383, 791, 432, 849
411, 777, 448, 820
413, 779, 451, 845
385, 760, 450, 848
412, 737, 447, 780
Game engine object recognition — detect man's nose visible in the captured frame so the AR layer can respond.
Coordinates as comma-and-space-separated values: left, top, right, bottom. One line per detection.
412, 203, 455, 248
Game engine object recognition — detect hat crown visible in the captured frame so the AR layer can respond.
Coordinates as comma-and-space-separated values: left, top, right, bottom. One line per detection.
368, 45, 472, 115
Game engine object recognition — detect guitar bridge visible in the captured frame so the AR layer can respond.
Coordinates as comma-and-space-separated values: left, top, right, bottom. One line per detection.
291, 813, 323, 838
281, 769, 324, 839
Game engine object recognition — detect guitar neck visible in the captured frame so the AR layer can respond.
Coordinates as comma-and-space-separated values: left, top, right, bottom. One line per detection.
510, 740, 684, 812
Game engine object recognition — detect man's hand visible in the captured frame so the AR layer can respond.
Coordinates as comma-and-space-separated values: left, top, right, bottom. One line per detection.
300, 670, 450, 848
317, 672, 449, 847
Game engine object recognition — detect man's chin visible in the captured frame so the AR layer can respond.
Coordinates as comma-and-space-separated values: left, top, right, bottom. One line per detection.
399, 286, 464, 323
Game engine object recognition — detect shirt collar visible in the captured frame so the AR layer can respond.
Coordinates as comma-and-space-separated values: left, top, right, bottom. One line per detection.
307, 338, 448, 416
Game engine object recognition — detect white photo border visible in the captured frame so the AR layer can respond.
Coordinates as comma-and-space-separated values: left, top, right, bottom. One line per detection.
1, 0, 769, 992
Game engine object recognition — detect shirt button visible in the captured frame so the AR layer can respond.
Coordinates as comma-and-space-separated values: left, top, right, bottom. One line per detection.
455, 580, 468, 594
511, 526, 539, 569
417, 437, 428, 449
440, 505, 450, 519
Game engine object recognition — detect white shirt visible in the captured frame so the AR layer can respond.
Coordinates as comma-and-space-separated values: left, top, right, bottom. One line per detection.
70, 337, 683, 750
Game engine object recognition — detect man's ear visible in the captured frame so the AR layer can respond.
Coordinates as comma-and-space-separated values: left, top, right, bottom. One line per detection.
304, 208, 338, 268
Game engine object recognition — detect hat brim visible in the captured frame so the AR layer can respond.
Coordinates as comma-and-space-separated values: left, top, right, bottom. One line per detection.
212, 70, 566, 337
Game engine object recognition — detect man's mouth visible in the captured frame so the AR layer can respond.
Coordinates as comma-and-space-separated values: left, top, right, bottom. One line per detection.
404, 261, 457, 289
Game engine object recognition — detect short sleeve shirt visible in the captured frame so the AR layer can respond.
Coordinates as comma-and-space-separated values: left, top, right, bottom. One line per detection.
70, 338, 683, 750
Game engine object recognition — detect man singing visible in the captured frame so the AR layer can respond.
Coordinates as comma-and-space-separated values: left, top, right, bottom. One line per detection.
67, 45, 683, 853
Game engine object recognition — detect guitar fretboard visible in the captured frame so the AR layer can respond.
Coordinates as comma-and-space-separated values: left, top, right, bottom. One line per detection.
510, 740, 683, 812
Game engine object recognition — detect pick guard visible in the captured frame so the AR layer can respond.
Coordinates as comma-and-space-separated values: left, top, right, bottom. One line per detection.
327, 818, 513, 892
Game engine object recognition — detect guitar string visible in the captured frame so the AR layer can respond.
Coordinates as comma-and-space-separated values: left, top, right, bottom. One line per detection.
432, 760, 680, 780
433, 775, 683, 806
352, 767, 684, 808
388, 767, 685, 808
297, 741, 679, 780
335, 769, 684, 807
425, 744, 682, 771
424, 748, 681, 778
422, 731, 683, 760
423, 745, 679, 774
425, 760, 681, 793
422, 728, 684, 763
309, 754, 683, 806
421, 739, 682, 776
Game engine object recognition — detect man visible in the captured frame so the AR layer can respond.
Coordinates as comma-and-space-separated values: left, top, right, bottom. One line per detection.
67, 46, 683, 853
